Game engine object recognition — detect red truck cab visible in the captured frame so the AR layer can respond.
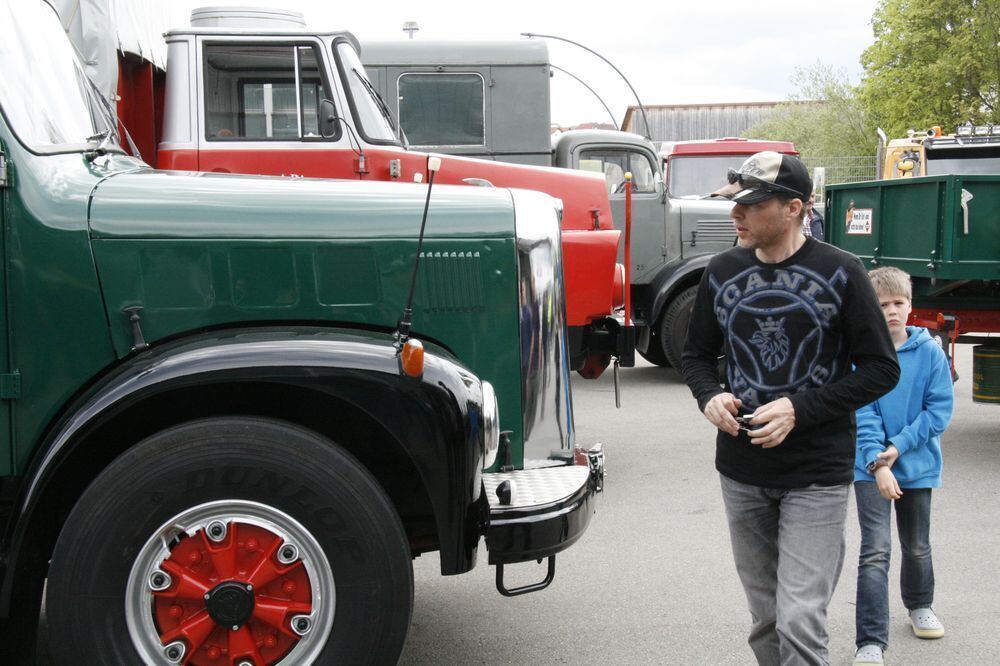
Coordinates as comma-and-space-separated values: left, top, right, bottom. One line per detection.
144, 12, 630, 375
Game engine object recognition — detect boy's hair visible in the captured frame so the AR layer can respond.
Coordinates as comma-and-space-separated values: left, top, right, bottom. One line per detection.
868, 266, 912, 300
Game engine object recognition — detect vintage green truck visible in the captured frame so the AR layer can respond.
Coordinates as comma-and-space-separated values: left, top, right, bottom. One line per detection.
0, 1, 604, 663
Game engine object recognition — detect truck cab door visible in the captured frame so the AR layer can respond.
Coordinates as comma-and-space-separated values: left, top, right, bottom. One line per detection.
573, 145, 667, 284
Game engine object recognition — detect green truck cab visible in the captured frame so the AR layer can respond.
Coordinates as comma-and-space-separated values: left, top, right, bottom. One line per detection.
0, 2, 604, 663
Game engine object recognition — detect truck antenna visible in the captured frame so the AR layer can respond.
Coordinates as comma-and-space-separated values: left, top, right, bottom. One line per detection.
522, 32, 651, 139
396, 155, 442, 348
548, 64, 618, 127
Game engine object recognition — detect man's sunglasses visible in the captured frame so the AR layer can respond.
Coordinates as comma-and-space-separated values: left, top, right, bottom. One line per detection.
726, 169, 804, 198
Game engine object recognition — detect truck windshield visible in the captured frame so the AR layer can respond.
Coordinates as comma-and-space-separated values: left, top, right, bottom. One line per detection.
335, 42, 399, 144
926, 149, 1000, 176
668, 155, 752, 198
0, 0, 119, 152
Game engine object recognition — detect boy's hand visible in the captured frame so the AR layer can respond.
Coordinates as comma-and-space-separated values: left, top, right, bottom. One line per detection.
876, 444, 900, 468
874, 466, 903, 500
704, 393, 742, 437
747, 397, 796, 448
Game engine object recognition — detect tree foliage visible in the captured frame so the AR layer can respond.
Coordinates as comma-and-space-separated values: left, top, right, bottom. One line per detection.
744, 64, 877, 158
859, 0, 1000, 137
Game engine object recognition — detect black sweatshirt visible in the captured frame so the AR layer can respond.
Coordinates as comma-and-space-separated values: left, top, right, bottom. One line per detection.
681, 238, 900, 488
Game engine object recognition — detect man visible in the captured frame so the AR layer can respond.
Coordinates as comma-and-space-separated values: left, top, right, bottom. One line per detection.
681, 152, 899, 665
803, 191, 825, 241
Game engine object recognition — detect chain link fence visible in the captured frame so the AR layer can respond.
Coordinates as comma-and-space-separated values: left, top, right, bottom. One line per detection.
802, 155, 878, 185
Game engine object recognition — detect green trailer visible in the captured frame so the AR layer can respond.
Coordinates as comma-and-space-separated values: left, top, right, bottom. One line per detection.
827, 175, 1000, 403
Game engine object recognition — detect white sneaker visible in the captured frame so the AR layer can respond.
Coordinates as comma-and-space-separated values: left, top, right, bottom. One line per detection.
909, 607, 945, 639
854, 644, 884, 665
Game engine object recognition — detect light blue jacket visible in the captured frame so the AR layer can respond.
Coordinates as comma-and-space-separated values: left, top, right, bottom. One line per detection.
854, 326, 954, 488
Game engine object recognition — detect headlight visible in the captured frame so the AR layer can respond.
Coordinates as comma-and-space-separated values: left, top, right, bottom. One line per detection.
481, 381, 499, 469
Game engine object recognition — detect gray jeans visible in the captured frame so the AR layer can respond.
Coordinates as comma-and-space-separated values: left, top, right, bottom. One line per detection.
720, 474, 850, 666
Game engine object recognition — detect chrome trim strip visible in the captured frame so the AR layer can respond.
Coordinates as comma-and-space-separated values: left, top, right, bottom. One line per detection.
511, 189, 575, 464
482, 381, 499, 469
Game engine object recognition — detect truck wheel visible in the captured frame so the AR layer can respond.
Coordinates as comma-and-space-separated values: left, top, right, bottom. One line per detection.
46, 417, 413, 665
660, 286, 698, 370
638, 328, 671, 367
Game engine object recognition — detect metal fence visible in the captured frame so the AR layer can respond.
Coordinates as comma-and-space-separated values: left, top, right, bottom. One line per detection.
802, 155, 878, 185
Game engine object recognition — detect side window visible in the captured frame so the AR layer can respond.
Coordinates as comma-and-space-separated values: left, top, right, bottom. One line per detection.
628, 152, 657, 193
397, 73, 485, 147
578, 149, 657, 194
578, 149, 630, 194
203, 44, 335, 141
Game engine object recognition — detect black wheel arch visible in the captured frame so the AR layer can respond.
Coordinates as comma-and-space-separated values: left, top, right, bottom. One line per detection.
0, 327, 485, 619
644, 255, 711, 331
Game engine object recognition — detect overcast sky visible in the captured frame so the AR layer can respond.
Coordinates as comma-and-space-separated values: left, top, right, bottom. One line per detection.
173, 0, 881, 127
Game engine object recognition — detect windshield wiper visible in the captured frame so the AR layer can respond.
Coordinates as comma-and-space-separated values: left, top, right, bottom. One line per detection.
352, 68, 403, 141
83, 75, 142, 160
84, 129, 115, 161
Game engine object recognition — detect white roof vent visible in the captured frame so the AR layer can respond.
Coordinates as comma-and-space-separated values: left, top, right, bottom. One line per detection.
190, 7, 307, 29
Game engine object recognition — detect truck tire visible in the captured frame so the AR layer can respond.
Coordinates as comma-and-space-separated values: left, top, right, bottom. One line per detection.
660, 285, 698, 370
46, 417, 413, 665
638, 328, 671, 367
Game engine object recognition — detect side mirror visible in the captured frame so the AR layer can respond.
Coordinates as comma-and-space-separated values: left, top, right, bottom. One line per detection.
320, 99, 337, 138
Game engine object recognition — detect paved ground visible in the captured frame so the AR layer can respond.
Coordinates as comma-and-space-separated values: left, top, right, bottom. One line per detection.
399, 348, 999, 665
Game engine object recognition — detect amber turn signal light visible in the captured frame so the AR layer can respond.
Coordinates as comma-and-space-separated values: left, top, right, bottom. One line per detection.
401, 339, 425, 377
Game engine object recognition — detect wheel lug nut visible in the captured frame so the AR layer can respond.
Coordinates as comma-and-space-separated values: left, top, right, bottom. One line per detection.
206, 520, 227, 542
148, 569, 172, 592
163, 640, 185, 663
291, 614, 312, 636
277, 542, 299, 564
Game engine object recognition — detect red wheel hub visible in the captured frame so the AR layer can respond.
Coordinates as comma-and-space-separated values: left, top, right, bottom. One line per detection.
152, 522, 313, 665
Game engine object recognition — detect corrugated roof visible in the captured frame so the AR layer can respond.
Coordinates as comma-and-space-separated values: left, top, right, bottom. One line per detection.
622, 102, 795, 142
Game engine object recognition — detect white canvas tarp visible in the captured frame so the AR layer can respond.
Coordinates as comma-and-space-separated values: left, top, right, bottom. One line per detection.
52, 0, 173, 101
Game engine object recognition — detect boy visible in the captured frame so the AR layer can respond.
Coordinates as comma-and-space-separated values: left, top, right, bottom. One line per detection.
853, 267, 954, 665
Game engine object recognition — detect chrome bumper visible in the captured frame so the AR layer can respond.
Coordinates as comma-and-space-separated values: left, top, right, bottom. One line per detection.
483, 443, 604, 566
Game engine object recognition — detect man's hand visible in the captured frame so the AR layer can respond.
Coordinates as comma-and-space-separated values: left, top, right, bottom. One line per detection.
746, 397, 796, 449
703, 393, 742, 437
874, 466, 903, 500
876, 444, 900, 468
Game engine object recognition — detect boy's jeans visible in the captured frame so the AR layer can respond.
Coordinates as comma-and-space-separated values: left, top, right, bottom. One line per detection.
854, 481, 934, 649
720, 474, 849, 666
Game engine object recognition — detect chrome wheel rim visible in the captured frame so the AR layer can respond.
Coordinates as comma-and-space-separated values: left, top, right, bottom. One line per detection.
125, 500, 335, 665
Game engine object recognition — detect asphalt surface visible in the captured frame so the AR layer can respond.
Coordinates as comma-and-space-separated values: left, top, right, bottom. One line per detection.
399, 348, 999, 665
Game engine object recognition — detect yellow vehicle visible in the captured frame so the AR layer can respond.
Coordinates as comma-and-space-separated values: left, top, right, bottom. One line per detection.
877, 124, 1000, 179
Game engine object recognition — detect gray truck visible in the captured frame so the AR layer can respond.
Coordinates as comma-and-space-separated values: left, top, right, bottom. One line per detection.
363, 40, 798, 366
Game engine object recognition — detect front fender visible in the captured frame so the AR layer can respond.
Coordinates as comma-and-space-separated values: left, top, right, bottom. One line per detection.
647, 255, 713, 327
2, 327, 485, 612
